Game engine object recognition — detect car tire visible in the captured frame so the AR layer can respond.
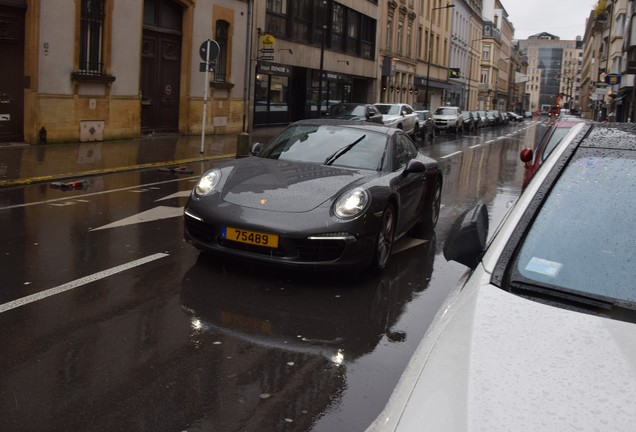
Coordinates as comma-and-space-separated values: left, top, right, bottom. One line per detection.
413, 179, 442, 237
372, 205, 396, 270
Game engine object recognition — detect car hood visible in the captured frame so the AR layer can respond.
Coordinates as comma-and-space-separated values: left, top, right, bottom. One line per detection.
218, 157, 372, 212
369, 277, 636, 431
433, 114, 457, 120
381, 114, 402, 123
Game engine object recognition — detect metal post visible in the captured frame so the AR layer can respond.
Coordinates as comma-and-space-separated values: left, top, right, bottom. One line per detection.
200, 40, 211, 154
316, 0, 327, 118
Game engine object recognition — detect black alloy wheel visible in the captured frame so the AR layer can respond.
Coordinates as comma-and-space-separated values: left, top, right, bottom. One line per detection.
372, 205, 396, 270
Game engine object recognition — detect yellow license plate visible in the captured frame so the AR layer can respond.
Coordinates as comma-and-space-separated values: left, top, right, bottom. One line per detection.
223, 226, 279, 248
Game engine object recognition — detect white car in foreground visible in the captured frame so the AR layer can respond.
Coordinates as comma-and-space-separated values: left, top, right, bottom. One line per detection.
374, 103, 419, 138
366, 122, 636, 431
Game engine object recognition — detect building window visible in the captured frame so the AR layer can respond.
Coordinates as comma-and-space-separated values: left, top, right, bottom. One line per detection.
293, 0, 313, 43
406, 25, 412, 57
215, 20, 229, 83
331, 3, 344, 50
346, 10, 360, 53
397, 21, 403, 54
481, 69, 488, 84
266, 0, 288, 37
386, 16, 393, 50
483, 46, 490, 61
79, 0, 105, 75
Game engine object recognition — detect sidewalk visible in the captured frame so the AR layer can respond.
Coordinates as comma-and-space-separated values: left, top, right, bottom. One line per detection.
0, 126, 286, 188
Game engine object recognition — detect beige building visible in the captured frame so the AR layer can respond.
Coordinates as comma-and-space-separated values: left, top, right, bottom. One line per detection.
411, 0, 455, 110
4, 0, 252, 144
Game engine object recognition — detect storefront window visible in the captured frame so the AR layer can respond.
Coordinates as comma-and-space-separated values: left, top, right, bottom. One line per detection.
254, 70, 290, 126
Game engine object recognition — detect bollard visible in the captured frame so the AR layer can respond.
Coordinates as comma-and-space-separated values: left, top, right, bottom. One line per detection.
236, 132, 251, 158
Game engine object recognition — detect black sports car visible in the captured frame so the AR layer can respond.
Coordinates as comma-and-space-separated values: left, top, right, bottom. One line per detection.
184, 119, 442, 271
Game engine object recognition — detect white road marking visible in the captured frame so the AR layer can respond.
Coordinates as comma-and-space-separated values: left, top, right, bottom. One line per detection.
156, 190, 192, 201
441, 151, 462, 159
90, 206, 184, 231
0, 177, 198, 211
469, 144, 481, 149
0, 253, 169, 314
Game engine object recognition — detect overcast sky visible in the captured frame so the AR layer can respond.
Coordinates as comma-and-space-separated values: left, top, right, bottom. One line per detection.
503, 0, 596, 41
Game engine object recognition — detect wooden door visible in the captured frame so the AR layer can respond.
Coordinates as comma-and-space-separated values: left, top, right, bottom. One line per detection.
0, 5, 25, 142
141, 30, 181, 134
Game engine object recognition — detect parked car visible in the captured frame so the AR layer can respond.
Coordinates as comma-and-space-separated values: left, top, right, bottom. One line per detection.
184, 119, 442, 271
486, 110, 500, 126
461, 111, 476, 133
507, 111, 523, 122
415, 110, 435, 140
374, 103, 420, 137
324, 103, 384, 124
432, 106, 463, 133
471, 111, 483, 129
478, 110, 493, 127
366, 123, 636, 432
519, 117, 589, 189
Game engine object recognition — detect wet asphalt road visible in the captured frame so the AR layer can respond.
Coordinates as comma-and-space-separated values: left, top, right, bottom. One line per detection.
0, 121, 544, 432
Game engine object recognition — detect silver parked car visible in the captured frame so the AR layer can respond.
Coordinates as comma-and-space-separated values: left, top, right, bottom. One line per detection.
374, 103, 419, 138
432, 106, 463, 133
366, 123, 636, 431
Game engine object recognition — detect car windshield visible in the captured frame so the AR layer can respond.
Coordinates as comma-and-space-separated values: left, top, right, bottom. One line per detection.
329, 104, 364, 116
434, 108, 456, 115
513, 148, 636, 304
260, 124, 387, 170
375, 104, 401, 115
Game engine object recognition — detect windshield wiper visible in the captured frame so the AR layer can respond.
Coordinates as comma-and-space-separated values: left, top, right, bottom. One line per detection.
509, 280, 618, 310
509, 280, 636, 323
323, 135, 366, 166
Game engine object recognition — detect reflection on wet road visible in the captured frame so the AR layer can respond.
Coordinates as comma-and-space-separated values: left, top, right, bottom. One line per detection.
0, 121, 543, 432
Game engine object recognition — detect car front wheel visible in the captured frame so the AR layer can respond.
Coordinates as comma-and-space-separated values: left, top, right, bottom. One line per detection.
372, 205, 396, 270
413, 180, 442, 237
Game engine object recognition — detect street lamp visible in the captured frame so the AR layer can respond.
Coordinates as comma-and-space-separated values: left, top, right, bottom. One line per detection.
424, 2, 455, 109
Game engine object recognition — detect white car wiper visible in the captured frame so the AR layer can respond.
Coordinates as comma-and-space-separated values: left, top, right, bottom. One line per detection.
509, 280, 636, 324
323, 135, 366, 166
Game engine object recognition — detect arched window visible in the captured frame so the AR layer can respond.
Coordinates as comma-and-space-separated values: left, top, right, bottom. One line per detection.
215, 20, 229, 83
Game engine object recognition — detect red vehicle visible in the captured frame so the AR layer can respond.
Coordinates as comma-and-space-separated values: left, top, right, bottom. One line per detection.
519, 118, 588, 189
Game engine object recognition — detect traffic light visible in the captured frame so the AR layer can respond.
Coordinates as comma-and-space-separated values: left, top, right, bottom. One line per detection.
448, 68, 460, 79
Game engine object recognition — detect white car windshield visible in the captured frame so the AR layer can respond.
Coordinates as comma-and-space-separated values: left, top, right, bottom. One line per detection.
375, 105, 401, 115
434, 108, 456, 115
513, 149, 636, 304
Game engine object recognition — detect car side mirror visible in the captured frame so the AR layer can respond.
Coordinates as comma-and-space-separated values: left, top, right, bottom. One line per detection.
250, 142, 263, 156
443, 203, 489, 268
402, 159, 426, 176
519, 148, 533, 163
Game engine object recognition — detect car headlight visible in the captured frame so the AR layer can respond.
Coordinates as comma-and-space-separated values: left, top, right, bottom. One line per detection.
334, 187, 369, 219
195, 169, 222, 196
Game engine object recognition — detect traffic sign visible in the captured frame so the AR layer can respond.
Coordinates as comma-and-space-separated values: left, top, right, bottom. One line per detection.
199, 62, 216, 72
260, 34, 275, 47
259, 55, 274, 61
605, 73, 621, 85
199, 39, 220, 62
260, 48, 274, 53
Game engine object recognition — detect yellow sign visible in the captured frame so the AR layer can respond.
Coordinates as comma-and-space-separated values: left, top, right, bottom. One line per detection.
260, 34, 275, 47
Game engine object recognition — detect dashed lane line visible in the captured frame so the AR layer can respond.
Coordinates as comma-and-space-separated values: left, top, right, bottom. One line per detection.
0, 253, 169, 314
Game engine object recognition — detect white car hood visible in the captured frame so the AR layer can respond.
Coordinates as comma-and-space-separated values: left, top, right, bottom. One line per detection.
369, 274, 636, 431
